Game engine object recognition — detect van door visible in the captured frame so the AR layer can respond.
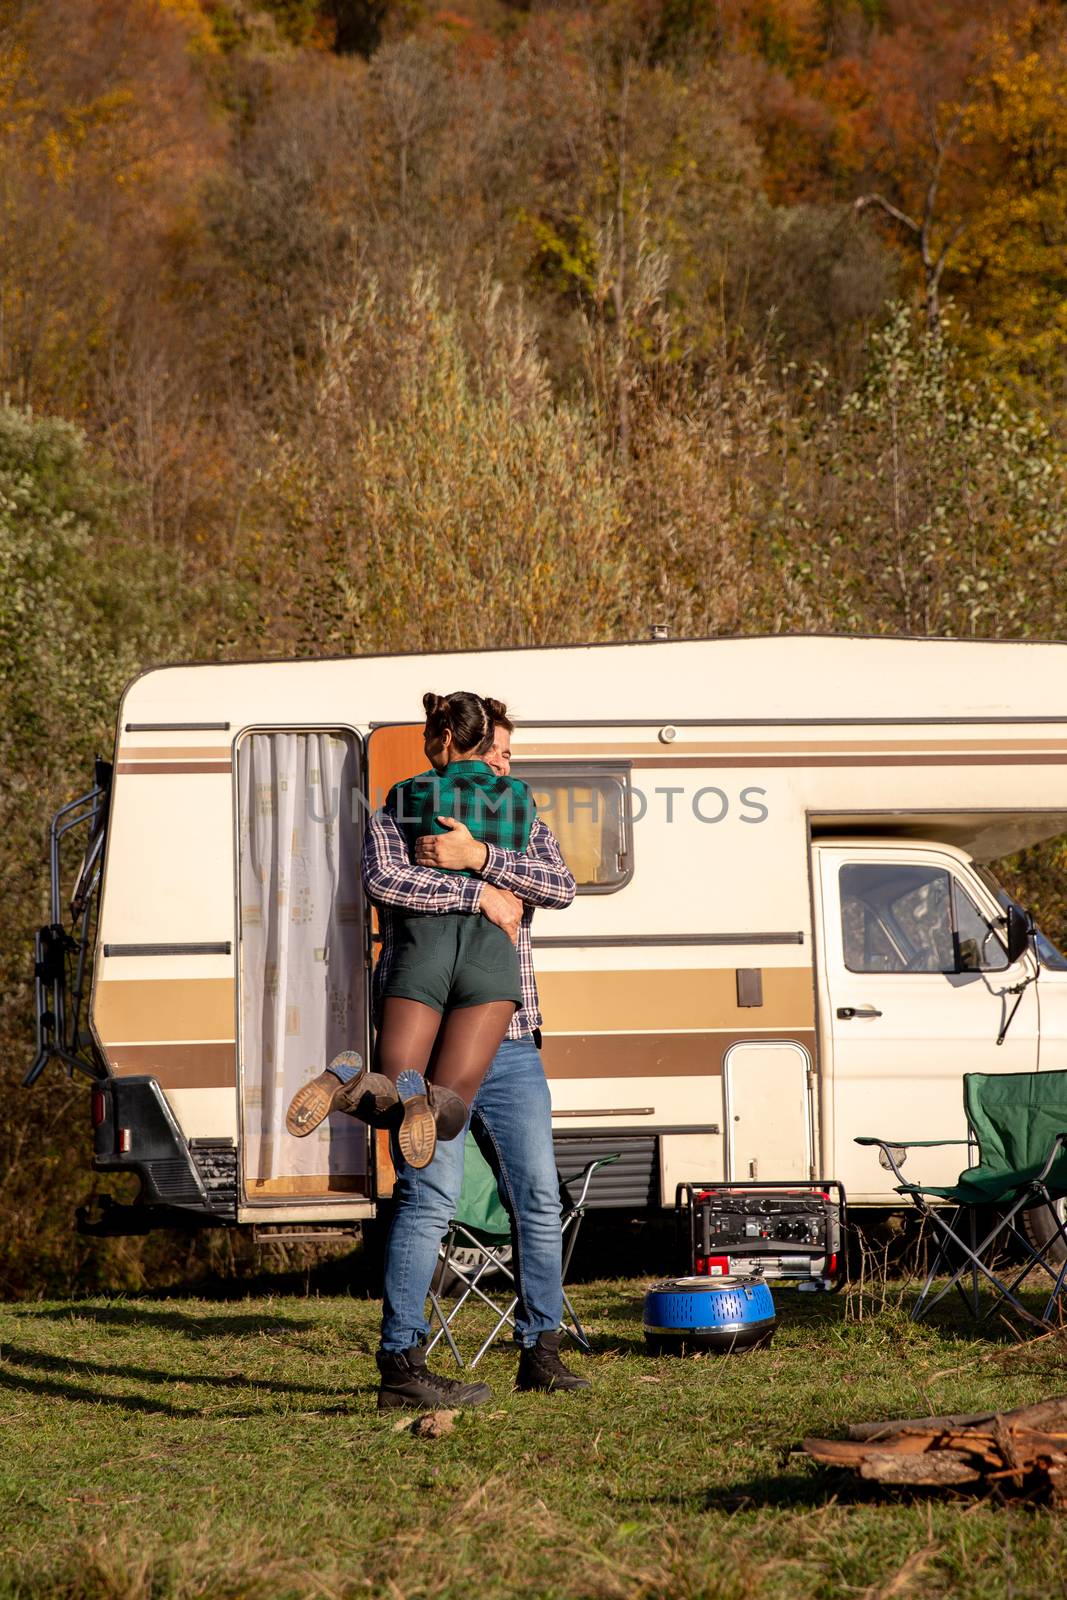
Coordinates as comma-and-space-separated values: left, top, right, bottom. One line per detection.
725, 1040, 814, 1182
813, 844, 1039, 1199
237, 728, 370, 1203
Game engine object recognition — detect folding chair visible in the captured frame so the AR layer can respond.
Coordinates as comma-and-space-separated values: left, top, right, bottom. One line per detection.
426, 1134, 618, 1368
857, 1069, 1067, 1328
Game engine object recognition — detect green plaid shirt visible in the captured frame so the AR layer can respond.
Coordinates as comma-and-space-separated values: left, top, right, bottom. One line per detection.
386, 760, 535, 874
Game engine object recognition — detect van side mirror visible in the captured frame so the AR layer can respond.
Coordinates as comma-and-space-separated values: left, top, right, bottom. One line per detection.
1005, 904, 1032, 965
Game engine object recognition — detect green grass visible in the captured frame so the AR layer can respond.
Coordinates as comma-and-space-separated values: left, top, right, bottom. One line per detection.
1, 1276, 1065, 1599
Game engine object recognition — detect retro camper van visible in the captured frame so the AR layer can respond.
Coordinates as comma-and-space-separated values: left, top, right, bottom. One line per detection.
28, 635, 1067, 1261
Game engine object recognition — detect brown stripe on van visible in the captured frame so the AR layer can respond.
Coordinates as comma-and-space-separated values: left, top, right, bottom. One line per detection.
93, 979, 235, 1043
105, 1042, 236, 1088
115, 761, 232, 775
542, 1029, 816, 1079
536, 966, 815, 1034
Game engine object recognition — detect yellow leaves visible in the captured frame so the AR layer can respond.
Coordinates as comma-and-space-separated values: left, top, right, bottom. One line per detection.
41, 127, 73, 183
156, 0, 220, 56
63, 86, 137, 137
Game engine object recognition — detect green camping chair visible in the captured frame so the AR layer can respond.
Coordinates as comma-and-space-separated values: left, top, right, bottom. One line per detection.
857, 1069, 1067, 1327
426, 1134, 618, 1368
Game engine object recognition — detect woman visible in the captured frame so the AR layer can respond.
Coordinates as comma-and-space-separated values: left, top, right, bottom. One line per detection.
287, 690, 534, 1170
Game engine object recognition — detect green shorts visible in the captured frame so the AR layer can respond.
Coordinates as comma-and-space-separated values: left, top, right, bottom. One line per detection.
382, 912, 523, 1012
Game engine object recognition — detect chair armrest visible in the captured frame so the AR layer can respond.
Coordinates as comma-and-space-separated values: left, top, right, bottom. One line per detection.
560, 1153, 620, 1211
1035, 1131, 1067, 1185
854, 1136, 968, 1187
854, 1137, 969, 1148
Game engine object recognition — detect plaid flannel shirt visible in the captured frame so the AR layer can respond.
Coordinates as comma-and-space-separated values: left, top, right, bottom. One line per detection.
362, 806, 576, 1039
386, 761, 534, 869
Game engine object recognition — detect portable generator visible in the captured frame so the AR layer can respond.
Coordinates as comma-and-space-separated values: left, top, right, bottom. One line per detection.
676, 1181, 846, 1289
643, 1275, 776, 1353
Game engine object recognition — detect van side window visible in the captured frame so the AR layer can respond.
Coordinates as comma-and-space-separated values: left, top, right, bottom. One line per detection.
841, 864, 954, 973
512, 765, 632, 894
840, 864, 1007, 974
954, 883, 1009, 972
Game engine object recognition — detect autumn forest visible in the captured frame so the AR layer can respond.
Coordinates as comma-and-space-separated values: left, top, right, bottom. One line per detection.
2, 0, 1067, 1289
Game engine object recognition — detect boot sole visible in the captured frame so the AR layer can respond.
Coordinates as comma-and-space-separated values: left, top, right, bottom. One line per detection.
397, 1096, 436, 1168
284, 1075, 339, 1138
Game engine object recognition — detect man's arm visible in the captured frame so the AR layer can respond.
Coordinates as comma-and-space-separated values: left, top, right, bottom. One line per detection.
363, 808, 523, 941
362, 807, 484, 914
414, 816, 576, 910
481, 818, 576, 909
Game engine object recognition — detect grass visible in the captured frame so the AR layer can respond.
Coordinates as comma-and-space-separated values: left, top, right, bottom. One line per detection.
1, 1270, 1066, 1599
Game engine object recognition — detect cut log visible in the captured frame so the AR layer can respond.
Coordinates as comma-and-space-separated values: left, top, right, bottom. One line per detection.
858, 1451, 981, 1486
804, 1395, 1067, 1506
847, 1396, 1067, 1442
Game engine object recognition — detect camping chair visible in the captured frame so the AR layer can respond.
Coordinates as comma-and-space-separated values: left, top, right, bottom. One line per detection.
426, 1135, 619, 1368
857, 1069, 1067, 1328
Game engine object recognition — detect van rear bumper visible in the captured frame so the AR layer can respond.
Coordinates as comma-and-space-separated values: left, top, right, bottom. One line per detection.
86, 1076, 237, 1230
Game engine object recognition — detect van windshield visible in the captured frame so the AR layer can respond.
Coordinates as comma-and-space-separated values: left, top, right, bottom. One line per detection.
974, 865, 1067, 972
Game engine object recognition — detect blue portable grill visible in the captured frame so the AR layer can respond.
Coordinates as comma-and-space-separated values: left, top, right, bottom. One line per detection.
643, 1275, 776, 1353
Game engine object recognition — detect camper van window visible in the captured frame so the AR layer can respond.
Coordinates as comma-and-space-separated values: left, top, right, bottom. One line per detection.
511, 764, 632, 893
840, 863, 1014, 975
952, 881, 1009, 972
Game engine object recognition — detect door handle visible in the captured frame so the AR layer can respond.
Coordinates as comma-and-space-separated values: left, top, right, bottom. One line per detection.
836, 1005, 882, 1020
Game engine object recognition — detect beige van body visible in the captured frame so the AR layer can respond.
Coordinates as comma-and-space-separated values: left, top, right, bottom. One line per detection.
87, 635, 1067, 1225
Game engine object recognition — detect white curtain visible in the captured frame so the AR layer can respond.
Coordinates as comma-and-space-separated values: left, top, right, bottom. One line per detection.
238, 731, 367, 1189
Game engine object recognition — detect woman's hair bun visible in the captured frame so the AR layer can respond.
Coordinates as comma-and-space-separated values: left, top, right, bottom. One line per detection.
483, 696, 513, 731
422, 690, 497, 755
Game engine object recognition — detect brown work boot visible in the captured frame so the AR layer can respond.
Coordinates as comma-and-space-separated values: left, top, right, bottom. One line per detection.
395, 1069, 436, 1169
285, 1050, 365, 1138
376, 1344, 492, 1412
515, 1332, 591, 1393
335, 1070, 401, 1128
428, 1083, 468, 1142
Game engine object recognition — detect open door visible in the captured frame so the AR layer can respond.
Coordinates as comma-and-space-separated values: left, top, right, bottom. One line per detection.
364, 723, 427, 1195
237, 729, 370, 1200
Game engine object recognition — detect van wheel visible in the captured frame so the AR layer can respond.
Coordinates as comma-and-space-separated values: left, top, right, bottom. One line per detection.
1022, 1200, 1067, 1267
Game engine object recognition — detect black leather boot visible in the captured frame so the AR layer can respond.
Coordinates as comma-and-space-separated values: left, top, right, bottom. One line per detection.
515, 1332, 591, 1393
376, 1344, 493, 1412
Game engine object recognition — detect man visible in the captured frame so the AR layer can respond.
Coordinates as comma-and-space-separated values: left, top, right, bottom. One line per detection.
361, 716, 589, 1409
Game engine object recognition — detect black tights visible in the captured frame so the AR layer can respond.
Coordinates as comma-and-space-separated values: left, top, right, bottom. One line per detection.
374, 997, 517, 1107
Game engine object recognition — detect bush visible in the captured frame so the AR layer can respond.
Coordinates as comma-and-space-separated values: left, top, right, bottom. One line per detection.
0, 406, 201, 1294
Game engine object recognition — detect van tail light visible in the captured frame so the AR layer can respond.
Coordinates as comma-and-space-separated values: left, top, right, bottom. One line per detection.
91, 1089, 105, 1127
118, 1128, 132, 1153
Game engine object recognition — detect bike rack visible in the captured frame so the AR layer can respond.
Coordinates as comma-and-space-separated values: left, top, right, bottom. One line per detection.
25, 757, 112, 1086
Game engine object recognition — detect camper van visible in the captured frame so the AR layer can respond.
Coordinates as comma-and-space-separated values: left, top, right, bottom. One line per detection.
28, 635, 1067, 1265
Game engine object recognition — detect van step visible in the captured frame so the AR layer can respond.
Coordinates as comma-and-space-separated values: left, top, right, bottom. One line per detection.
189, 1139, 238, 1221
251, 1227, 360, 1246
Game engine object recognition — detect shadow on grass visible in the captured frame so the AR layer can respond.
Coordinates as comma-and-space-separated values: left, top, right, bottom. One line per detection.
11, 1302, 329, 1338
0, 1350, 366, 1417
633, 1466, 997, 1515
0, 1343, 353, 1396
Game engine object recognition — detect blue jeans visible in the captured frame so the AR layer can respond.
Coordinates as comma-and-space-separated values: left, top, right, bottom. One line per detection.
380, 1034, 563, 1352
